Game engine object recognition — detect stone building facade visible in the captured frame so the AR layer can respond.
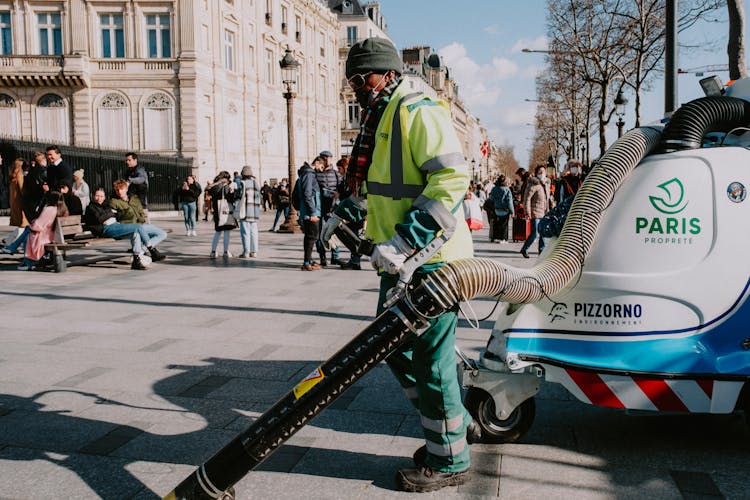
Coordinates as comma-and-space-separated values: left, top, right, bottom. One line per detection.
0, 0, 340, 184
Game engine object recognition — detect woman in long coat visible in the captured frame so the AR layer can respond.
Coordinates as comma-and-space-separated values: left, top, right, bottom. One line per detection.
5, 158, 29, 246
208, 171, 238, 258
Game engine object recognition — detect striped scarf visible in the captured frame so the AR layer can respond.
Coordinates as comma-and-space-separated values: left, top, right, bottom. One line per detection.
346, 77, 401, 197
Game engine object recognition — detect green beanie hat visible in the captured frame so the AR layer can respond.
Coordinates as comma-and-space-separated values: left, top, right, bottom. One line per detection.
346, 37, 403, 79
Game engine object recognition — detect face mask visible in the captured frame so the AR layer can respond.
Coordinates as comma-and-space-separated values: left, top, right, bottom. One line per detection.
355, 73, 388, 108
570, 167, 579, 175
537, 172, 546, 180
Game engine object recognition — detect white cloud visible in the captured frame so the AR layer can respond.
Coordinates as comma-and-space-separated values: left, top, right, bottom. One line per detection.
483, 24, 501, 35
521, 64, 543, 79
438, 42, 541, 167
510, 36, 548, 53
438, 43, 521, 110
489, 57, 519, 80
502, 105, 537, 127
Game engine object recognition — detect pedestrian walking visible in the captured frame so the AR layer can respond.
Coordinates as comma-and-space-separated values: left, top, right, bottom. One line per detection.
520, 165, 555, 258
208, 171, 238, 259
489, 175, 514, 243
269, 179, 290, 232
176, 175, 202, 236
237, 166, 261, 258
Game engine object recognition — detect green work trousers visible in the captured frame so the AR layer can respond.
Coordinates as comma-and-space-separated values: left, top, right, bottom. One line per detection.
378, 273, 471, 473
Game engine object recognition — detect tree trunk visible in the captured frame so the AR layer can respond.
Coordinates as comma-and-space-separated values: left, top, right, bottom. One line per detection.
728, 0, 747, 80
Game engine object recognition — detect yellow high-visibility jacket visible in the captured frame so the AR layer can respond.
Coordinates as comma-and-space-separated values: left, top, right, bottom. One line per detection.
365, 81, 473, 264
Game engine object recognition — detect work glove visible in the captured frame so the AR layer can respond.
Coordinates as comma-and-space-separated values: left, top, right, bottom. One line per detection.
370, 233, 414, 275
319, 214, 345, 250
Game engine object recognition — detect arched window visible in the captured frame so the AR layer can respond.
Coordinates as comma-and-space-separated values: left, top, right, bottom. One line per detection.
0, 94, 18, 137
142, 92, 175, 150
97, 93, 131, 149
36, 93, 69, 143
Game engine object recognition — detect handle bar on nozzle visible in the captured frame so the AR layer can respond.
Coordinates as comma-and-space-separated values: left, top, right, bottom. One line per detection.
326, 217, 448, 309
382, 233, 449, 309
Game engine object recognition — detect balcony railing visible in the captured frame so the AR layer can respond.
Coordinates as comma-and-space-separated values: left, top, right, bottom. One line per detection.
0, 54, 177, 86
0, 54, 88, 87
94, 59, 177, 73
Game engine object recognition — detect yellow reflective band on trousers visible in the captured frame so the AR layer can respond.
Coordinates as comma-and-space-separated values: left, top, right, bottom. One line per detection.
364, 82, 473, 265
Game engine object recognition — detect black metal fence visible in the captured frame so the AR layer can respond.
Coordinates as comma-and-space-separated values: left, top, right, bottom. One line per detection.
0, 137, 193, 214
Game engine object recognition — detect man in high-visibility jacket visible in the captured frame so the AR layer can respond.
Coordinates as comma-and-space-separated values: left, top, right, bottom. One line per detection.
335, 37, 476, 492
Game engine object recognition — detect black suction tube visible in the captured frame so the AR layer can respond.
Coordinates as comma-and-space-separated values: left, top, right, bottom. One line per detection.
659, 95, 750, 153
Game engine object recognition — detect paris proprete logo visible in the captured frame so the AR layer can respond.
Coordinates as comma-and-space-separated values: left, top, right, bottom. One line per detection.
648, 178, 688, 214
636, 177, 700, 243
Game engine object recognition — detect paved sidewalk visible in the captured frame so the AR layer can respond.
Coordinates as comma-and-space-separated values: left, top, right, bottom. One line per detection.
0, 212, 747, 499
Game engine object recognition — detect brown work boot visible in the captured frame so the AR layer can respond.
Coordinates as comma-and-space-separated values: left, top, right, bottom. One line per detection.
396, 466, 471, 492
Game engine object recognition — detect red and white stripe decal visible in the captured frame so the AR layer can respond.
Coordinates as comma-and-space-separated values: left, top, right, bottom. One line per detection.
546, 366, 744, 414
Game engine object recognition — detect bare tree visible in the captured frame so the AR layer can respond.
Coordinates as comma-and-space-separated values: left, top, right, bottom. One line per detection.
614, 0, 725, 127
547, 0, 629, 156
727, 0, 747, 79
610, 0, 664, 127
492, 145, 521, 178
543, 0, 726, 156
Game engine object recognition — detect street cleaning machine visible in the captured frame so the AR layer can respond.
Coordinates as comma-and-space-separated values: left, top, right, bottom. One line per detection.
164, 77, 750, 499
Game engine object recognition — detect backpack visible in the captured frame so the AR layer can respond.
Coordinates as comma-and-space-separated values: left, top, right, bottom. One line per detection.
291, 178, 301, 210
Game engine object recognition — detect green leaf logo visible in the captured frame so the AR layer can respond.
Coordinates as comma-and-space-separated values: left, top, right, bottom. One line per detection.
649, 178, 688, 214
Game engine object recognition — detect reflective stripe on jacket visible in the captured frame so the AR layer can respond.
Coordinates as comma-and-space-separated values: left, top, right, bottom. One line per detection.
365, 81, 473, 264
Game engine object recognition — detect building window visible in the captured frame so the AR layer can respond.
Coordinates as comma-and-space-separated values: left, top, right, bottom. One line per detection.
319, 31, 325, 57
0, 12, 11, 55
346, 26, 358, 47
38, 12, 62, 55
36, 94, 68, 143
265, 48, 275, 85
281, 6, 287, 34
143, 92, 175, 150
295, 16, 301, 43
0, 94, 18, 136
265, 0, 272, 25
146, 14, 171, 58
100, 14, 124, 58
97, 93, 130, 149
223, 29, 235, 71
248, 44, 255, 68
347, 101, 360, 128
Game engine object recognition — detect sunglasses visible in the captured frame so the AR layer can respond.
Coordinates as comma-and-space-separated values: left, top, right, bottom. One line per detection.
347, 72, 374, 90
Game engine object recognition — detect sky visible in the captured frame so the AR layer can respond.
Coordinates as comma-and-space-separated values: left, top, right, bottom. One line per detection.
375, 0, 746, 168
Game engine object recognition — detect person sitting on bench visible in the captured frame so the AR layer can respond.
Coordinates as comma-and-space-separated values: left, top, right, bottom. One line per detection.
109, 179, 167, 263
1, 189, 66, 257
17, 191, 68, 271
84, 187, 161, 270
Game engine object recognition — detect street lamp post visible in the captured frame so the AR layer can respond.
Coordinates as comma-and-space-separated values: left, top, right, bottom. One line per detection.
614, 89, 628, 138
579, 129, 588, 165
471, 159, 476, 183
277, 47, 301, 233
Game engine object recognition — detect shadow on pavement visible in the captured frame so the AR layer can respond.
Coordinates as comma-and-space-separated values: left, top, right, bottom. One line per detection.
0, 290, 375, 323
0, 357, 420, 498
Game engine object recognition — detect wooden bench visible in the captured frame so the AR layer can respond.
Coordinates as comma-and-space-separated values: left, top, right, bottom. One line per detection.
43, 215, 172, 272
44, 215, 117, 272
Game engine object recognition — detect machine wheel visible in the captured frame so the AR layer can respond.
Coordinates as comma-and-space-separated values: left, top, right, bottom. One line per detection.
464, 388, 535, 444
